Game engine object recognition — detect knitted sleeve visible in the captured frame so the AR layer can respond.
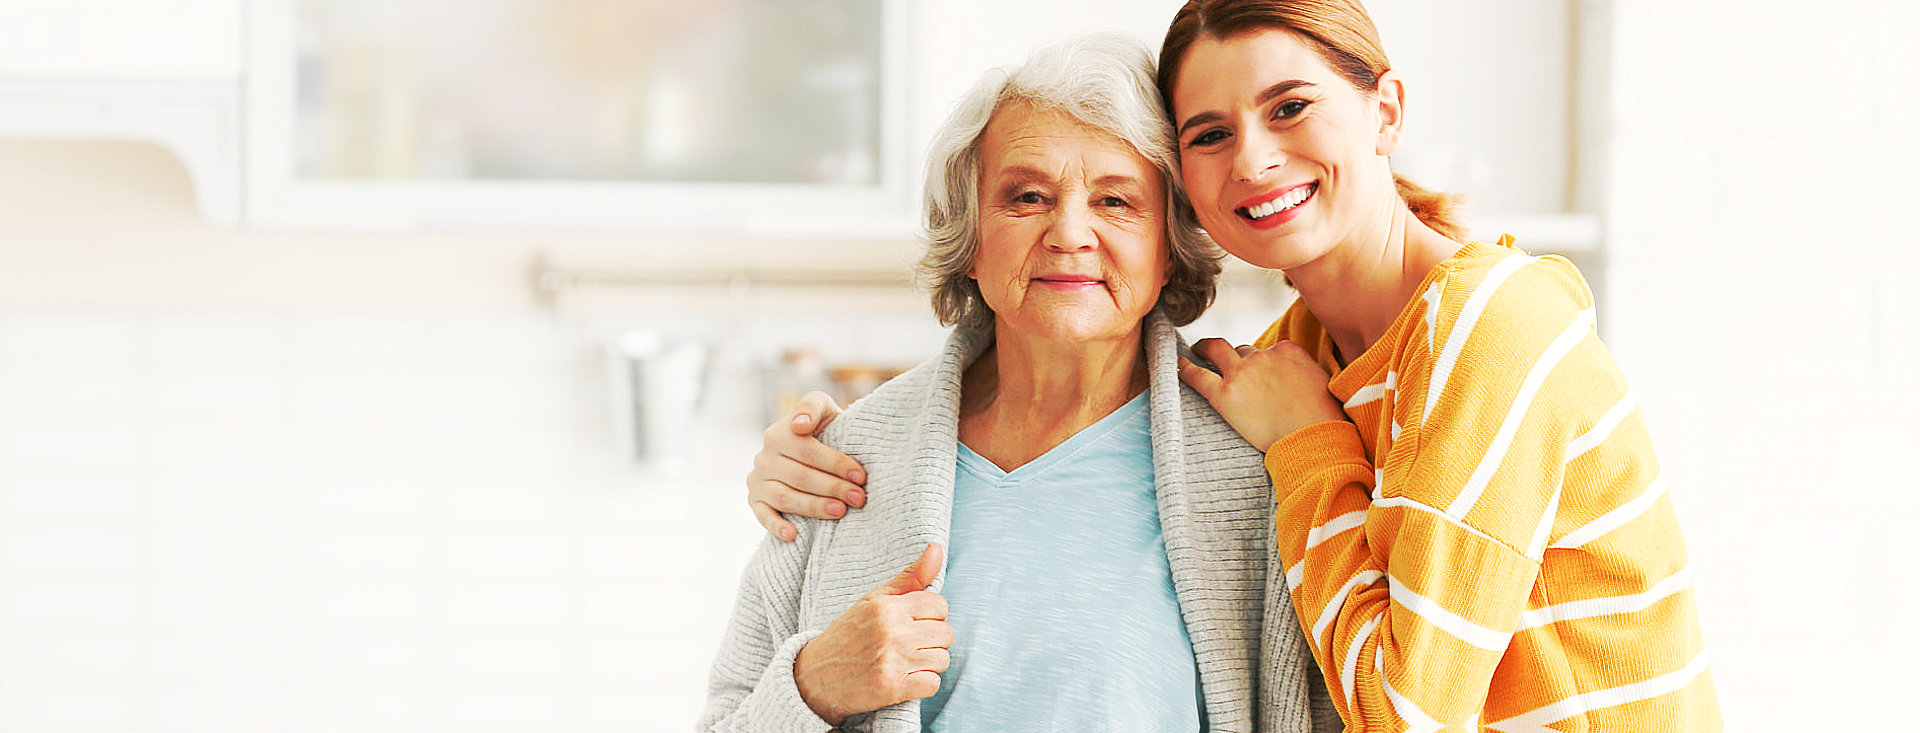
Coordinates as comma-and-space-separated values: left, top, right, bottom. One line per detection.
697, 527, 837, 733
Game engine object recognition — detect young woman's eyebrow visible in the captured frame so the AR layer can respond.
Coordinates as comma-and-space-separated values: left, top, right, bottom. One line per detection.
1177, 79, 1319, 136
1255, 79, 1316, 105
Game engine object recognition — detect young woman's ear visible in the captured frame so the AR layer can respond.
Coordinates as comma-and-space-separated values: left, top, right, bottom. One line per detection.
1374, 70, 1407, 156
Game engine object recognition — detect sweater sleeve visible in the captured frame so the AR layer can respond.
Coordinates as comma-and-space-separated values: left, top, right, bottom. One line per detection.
698, 527, 838, 733
1262, 256, 1601, 730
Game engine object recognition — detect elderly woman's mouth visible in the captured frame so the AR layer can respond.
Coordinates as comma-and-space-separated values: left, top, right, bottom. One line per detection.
1032, 276, 1107, 290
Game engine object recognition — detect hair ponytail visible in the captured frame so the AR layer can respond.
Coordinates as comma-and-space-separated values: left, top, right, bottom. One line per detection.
1394, 174, 1468, 242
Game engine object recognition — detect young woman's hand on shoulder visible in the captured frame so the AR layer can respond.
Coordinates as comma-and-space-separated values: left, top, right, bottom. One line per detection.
745, 391, 868, 541
1178, 337, 1348, 451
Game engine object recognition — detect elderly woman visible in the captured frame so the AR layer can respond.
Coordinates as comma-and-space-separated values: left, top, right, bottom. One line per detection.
701, 34, 1333, 733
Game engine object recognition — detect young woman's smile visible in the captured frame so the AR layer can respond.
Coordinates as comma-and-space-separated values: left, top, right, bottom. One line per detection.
1235, 180, 1318, 228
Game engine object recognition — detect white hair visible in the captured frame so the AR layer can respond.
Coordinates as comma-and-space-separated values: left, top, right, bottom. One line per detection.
917, 32, 1221, 330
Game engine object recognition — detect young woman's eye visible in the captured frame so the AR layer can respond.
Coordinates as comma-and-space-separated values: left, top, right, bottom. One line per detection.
1187, 129, 1228, 148
1275, 99, 1310, 119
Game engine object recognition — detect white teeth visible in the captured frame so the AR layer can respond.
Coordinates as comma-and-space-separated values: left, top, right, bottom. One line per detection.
1245, 184, 1315, 220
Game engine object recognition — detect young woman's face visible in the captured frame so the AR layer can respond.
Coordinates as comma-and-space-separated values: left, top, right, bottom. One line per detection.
1169, 28, 1398, 270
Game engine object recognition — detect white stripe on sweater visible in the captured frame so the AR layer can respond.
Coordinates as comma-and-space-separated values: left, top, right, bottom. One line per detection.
1313, 570, 1385, 649
1295, 510, 1371, 619
1568, 391, 1637, 461
1379, 646, 1445, 732
1341, 615, 1381, 710
1446, 308, 1595, 519
1515, 568, 1692, 631
1373, 495, 1501, 545
1485, 651, 1710, 731
1421, 282, 1442, 358
1308, 510, 1369, 551
1551, 475, 1666, 550
1525, 480, 1565, 560
1423, 254, 1535, 422
1345, 371, 1397, 409
1386, 573, 1511, 652
1528, 391, 1637, 558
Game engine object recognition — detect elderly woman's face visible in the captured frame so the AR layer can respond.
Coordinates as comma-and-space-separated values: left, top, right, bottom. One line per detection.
971, 102, 1169, 345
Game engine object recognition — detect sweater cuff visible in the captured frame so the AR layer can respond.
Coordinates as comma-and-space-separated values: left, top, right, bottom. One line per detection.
1264, 421, 1368, 494
737, 628, 835, 733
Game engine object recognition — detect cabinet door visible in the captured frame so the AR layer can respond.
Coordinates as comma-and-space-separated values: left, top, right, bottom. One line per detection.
247, 0, 913, 234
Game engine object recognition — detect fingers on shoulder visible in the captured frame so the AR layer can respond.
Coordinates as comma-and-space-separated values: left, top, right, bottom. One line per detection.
1177, 355, 1224, 393
1191, 337, 1240, 365
748, 501, 798, 542
790, 438, 867, 489
1269, 338, 1316, 359
747, 471, 847, 520
790, 390, 845, 433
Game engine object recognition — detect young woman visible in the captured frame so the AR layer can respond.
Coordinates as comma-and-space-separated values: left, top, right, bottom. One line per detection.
748, 1, 1721, 729
1156, 2, 1719, 730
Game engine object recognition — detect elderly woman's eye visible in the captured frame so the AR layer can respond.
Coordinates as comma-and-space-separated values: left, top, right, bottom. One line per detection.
1099, 196, 1129, 208
1015, 191, 1047, 204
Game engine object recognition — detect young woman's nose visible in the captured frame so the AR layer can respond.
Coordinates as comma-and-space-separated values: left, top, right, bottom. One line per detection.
1231, 127, 1287, 183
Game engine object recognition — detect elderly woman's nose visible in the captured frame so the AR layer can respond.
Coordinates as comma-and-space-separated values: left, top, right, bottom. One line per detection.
1042, 199, 1099, 251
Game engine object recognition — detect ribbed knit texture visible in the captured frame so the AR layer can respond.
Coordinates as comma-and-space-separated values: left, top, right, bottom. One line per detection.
699, 312, 1335, 732
1256, 236, 1722, 731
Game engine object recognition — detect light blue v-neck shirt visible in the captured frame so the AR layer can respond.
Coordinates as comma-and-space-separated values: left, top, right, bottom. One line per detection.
922, 392, 1203, 732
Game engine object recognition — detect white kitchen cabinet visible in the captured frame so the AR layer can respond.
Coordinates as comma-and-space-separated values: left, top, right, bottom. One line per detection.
0, 0, 1605, 252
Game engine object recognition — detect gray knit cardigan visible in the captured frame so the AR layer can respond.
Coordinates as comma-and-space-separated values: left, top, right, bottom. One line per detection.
699, 312, 1339, 732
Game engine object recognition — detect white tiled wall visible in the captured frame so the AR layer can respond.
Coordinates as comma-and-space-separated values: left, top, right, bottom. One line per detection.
1601, 0, 1920, 728
0, 309, 846, 732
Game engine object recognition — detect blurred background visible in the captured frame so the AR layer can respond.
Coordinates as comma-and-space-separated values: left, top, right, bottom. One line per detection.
0, 0, 1913, 730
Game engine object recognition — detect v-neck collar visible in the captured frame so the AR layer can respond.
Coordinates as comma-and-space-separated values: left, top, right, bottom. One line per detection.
955, 391, 1148, 485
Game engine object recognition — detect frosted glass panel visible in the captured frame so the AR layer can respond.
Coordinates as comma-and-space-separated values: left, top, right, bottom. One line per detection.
295, 0, 883, 184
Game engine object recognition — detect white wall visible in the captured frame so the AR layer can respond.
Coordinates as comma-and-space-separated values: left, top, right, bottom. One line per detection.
0, 139, 955, 732
0, 1, 242, 80
1601, 0, 1920, 727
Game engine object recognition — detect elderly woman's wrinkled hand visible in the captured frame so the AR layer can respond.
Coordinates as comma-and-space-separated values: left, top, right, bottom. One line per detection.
794, 543, 952, 724
746, 391, 869, 541
1178, 338, 1347, 451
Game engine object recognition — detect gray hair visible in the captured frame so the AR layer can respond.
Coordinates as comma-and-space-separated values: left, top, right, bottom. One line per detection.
917, 32, 1222, 331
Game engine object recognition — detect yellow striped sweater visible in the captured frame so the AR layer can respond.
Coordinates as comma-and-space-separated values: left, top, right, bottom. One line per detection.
1255, 236, 1721, 731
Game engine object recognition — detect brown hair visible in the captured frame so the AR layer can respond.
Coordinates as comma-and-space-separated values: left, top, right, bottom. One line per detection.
1156, 0, 1467, 241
